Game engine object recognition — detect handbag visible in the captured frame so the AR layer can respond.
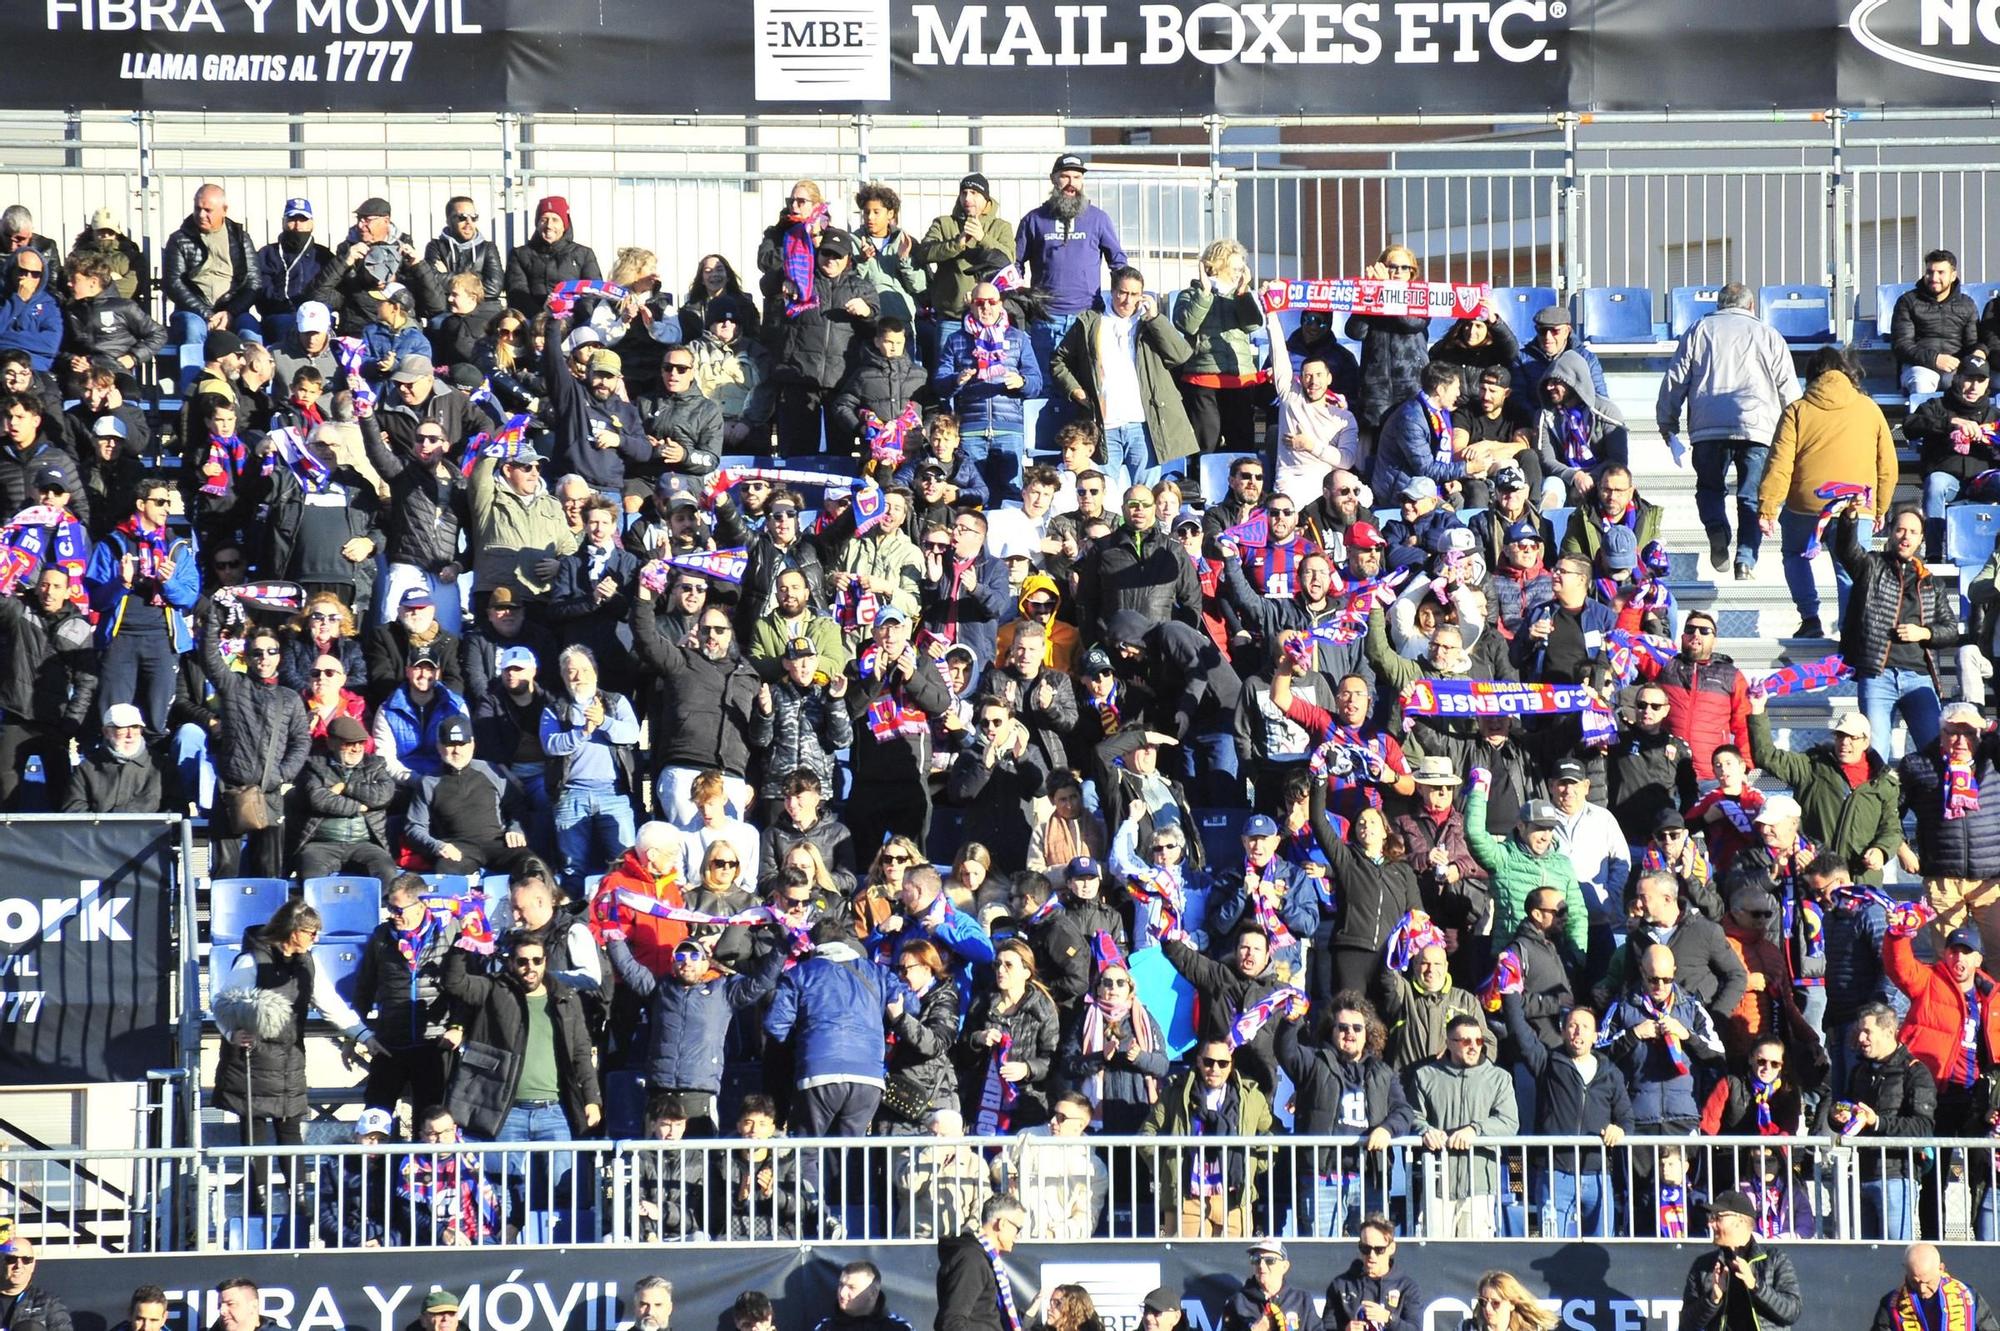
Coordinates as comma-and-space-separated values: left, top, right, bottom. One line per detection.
881, 1065, 947, 1124
218, 686, 285, 834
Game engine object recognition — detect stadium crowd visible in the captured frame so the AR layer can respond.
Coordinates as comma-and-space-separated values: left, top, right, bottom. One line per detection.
0, 166, 1997, 1249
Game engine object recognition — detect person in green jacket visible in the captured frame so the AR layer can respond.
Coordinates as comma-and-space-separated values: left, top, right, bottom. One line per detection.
1465, 769, 1589, 952
1172, 238, 1266, 455
910, 176, 1015, 323
1745, 690, 1903, 885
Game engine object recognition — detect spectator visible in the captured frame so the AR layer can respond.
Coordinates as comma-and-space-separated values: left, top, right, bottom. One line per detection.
1429, 306, 1521, 414
1221, 1240, 1321, 1331
815, 1262, 913, 1331
1018, 154, 1127, 380
1800, 856, 1900, 1095
1599, 871, 1750, 1026
1060, 960, 1167, 1134
539, 645, 640, 890
352, 873, 461, 1118
771, 227, 879, 457
842, 605, 953, 853
990, 1092, 1106, 1239
622, 1100, 705, 1241
199, 611, 312, 878
506, 197, 602, 316
64, 703, 173, 814
934, 1194, 1028, 1331
1656, 283, 1800, 577
84, 475, 196, 734
1833, 507, 1957, 758
1757, 347, 1898, 639
1906, 355, 1998, 558
766, 914, 901, 1136
1677, 1190, 1802, 1331
1501, 886, 1581, 1055
1514, 304, 1609, 403
425, 197, 504, 303
309, 198, 444, 336
897, 1106, 992, 1238
1547, 762, 1631, 967
1499, 999, 1630, 1237
933, 289, 1040, 504
402, 717, 532, 874
1531, 359, 1628, 502
372, 648, 470, 787
468, 437, 579, 602
1832, 1001, 1934, 1241
0, 564, 97, 808
1276, 994, 1413, 1236
1713, 887, 1819, 1065
1408, 1011, 1517, 1237
1890, 248, 1980, 397
1868, 1244, 2000, 1331
0, 1238, 67, 1331
881, 940, 965, 1133
61, 253, 164, 384
1601, 944, 1725, 1136
159, 185, 261, 391
1143, 1038, 1275, 1237
295, 715, 398, 888
1372, 362, 1476, 502
1884, 922, 1998, 1138
1637, 611, 1750, 783
959, 937, 1060, 1131
1171, 241, 1265, 456
913, 175, 1014, 331
1343, 245, 1430, 438
1325, 1219, 1421, 1331
316, 1106, 399, 1248
1051, 267, 1196, 484
1465, 776, 1587, 958
1747, 690, 1901, 883
209, 1280, 276, 1331
1701, 1035, 1809, 1143
1897, 703, 2000, 956
1510, 555, 1615, 684
397, 1108, 504, 1245
67, 208, 146, 303
254, 198, 334, 342
632, 595, 761, 825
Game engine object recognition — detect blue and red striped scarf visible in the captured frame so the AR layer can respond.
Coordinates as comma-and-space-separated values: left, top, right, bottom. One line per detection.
783, 206, 829, 318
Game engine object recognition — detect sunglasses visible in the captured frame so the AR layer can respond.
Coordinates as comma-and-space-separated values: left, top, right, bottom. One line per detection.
1198, 1056, 1233, 1068
1100, 977, 1132, 989
451, 212, 479, 223
675, 583, 705, 595
1267, 507, 1296, 518
249, 647, 282, 658
924, 541, 951, 553
1335, 1021, 1368, 1034
1751, 1057, 1783, 1069
712, 859, 740, 869
788, 196, 816, 206
1335, 486, 1361, 496
1359, 1243, 1391, 1256
1385, 263, 1417, 274
310, 668, 344, 678
1645, 976, 1676, 987
700, 624, 732, 636
1638, 700, 1670, 711
768, 505, 799, 518
1234, 472, 1264, 482
882, 852, 913, 865
665, 363, 695, 375
1684, 625, 1716, 636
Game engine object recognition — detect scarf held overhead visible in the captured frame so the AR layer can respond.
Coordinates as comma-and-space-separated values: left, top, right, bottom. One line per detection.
1261, 278, 1488, 320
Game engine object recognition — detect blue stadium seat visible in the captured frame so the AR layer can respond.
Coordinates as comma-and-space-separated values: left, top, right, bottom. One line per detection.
1427, 315, 1457, 342
1543, 507, 1574, 543
1875, 281, 1907, 339
1193, 807, 1252, 871
302, 875, 382, 938
311, 940, 366, 1009
420, 873, 475, 900
209, 877, 292, 943
1668, 286, 1722, 337
1577, 287, 1654, 344
604, 1070, 648, 1139
1758, 285, 1833, 342
1201, 452, 1258, 502
481, 873, 511, 898
1945, 504, 2000, 569
1490, 286, 1558, 345
208, 943, 244, 1011
1963, 282, 2000, 320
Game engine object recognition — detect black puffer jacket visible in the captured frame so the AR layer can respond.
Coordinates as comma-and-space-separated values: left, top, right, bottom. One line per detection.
200, 618, 313, 792
307, 237, 447, 337
62, 292, 166, 365
1901, 735, 2000, 880
1102, 610, 1242, 731
959, 984, 1061, 1127
714, 496, 830, 628
353, 905, 460, 1048
1891, 280, 1980, 371
632, 595, 761, 777
748, 676, 853, 802
0, 594, 96, 729
1427, 317, 1521, 403
424, 230, 505, 301
633, 387, 724, 488
774, 269, 880, 389
362, 418, 468, 574
0, 440, 88, 527
1833, 513, 1958, 677
161, 214, 261, 318
213, 934, 316, 1121
1839, 1046, 1935, 1180
1344, 310, 1430, 429
884, 976, 962, 1124
296, 751, 396, 848
828, 344, 929, 441
505, 232, 603, 315
1905, 375, 2000, 482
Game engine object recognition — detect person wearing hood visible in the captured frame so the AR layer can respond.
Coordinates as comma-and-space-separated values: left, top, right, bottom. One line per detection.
161, 184, 263, 392
1103, 606, 1243, 803
766, 913, 905, 1135
1891, 248, 1981, 396
1758, 346, 1899, 639
1530, 350, 1628, 503
1513, 304, 1609, 403
254, 198, 334, 343
66, 207, 145, 303
507, 195, 602, 316
59, 254, 163, 387
306, 197, 445, 337
0, 251, 62, 373
994, 571, 1077, 671
934, 281, 1041, 503
690, 294, 776, 451
64, 703, 174, 814
1907, 352, 1999, 559
424, 197, 504, 302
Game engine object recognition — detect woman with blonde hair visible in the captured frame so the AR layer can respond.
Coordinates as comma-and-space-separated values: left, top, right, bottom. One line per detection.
1467, 1272, 1556, 1331
960, 937, 1061, 1129
279, 591, 365, 690
1174, 238, 1268, 454
599, 246, 680, 391
945, 841, 993, 912
857, 835, 925, 937
686, 838, 758, 968
1347, 243, 1432, 438
782, 839, 856, 902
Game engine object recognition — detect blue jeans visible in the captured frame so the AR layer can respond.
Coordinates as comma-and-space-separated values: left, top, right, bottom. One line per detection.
1103, 422, 1152, 483
554, 786, 635, 891
962, 428, 1026, 505
1692, 438, 1768, 567
1924, 472, 1962, 559
1859, 1176, 1915, 1241
494, 1101, 576, 1219
1179, 724, 1242, 807
1533, 1167, 1614, 1237
508, 761, 555, 862
171, 309, 262, 392
1029, 315, 1079, 448
1778, 509, 1871, 625
1859, 667, 1942, 762
173, 722, 216, 812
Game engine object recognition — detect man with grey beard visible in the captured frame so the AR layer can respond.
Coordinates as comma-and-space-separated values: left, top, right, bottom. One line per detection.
64, 702, 173, 813
1016, 153, 1127, 442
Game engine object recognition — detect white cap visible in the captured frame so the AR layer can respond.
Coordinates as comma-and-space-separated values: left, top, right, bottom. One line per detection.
562, 326, 604, 356
103, 703, 145, 729
355, 1107, 395, 1138
296, 301, 332, 334
1753, 794, 1803, 824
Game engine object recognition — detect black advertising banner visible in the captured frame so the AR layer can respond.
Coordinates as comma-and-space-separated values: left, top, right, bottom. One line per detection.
32, 1241, 1973, 1331
0, 816, 178, 1085
9, 0, 2000, 115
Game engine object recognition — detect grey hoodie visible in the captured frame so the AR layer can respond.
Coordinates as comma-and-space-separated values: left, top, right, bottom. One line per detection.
1532, 350, 1629, 485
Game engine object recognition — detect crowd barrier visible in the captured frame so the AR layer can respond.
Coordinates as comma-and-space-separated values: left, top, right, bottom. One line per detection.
8, 1134, 1996, 1255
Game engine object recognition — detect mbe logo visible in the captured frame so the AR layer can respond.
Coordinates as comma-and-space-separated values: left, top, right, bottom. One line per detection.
755, 0, 891, 100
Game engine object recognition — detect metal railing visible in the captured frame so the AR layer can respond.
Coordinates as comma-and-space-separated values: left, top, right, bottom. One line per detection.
6, 1133, 1995, 1253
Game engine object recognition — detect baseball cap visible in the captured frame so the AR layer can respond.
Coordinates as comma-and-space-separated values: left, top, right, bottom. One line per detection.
283, 197, 314, 219
1941, 702, 1987, 730
1533, 305, 1573, 329
782, 637, 818, 661
92, 415, 128, 439
1246, 1238, 1288, 1260
1066, 856, 1101, 880
391, 353, 436, 383
295, 300, 332, 334
89, 207, 120, 231
355, 1106, 395, 1138
1172, 504, 1204, 531
1493, 464, 1527, 491
1600, 524, 1639, 573
562, 326, 604, 356
1553, 760, 1588, 784
1651, 807, 1687, 835
917, 460, 947, 479
1429, 526, 1477, 558
1754, 794, 1803, 824
1143, 1291, 1180, 1317
1345, 520, 1387, 551
816, 229, 855, 259
873, 604, 910, 626
1521, 800, 1563, 830
1400, 476, 1439, 502
1831, 712, 1872, 739
355, 196, 392, 219
1051, 152, 1088, 175
1242, 814, 1280, 838
589, 348, 623, 376
422, 1292, 462, 1315
327, 716, 370, 745
1505, 519, 1544, 545
1082, 645, 1114, 675
31, 465, 68, 493
408, 648, 442, 670
103, 703, 145, 729
1961, 353, 1992, 383
496, 645, 537, 672
1945, 926, 1984, 953
436, 715, 474, 746
399, 587, 436, 610
1709, 1190, 1756, 1219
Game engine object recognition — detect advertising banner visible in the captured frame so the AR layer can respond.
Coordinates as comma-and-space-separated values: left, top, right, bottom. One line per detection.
0, 816, 178, 1084
9, 0, 2000, 115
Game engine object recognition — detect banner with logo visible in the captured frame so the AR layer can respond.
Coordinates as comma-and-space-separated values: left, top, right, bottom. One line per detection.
7, 0, 2000, 114
32, 1240, 1972, 1331
0, 816, 178, 1084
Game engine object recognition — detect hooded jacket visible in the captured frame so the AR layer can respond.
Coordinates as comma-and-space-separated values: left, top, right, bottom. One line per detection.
831, 342, 933, 445
1104, 609, 1242, 731
1884, 931, 2000, 1087
1759, 371, 1898, 521
467, 453, 579, 598
1274, 1019, 1415, 1169
765, 938, 899, 1084
0, 257, 63, 370
775, 267, 880, 390
255, 232, 335, 315
1408, 1053, 1519, 1193
1531, 351, 1630, 487
424, 228, 505, 301
161, 213, 261, 318
994, 573, 1078, 671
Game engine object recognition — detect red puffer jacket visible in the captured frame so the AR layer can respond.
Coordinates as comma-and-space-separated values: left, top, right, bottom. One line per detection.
1644, 651, 1750, 780
1884, 932, 2000, 1087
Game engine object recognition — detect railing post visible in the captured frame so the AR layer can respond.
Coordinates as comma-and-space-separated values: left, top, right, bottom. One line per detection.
1205, 113, 1226, 243
499, 112, 521, 254
855, 113, 873, 193
1828, 107, 1852, 342
133, 111, 155, 320
1558, 111, 1582, 301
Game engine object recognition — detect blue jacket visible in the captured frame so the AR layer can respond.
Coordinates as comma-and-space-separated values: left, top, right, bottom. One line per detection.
919, 551, 1014, 669
256, 239, 333, 315
0, 269, 63, 371
932, 322, 1042, 434
764, 939, 904, 1084
1599, 985, 1722, 1126
891, 447, 988, 507
873, 898, 997, 971
1822, 894, 1905, 1027
1371, 393, 1467, 499
376, 685, 469, 781
1508, 596, 1617, 678
1015, 205, 1128, 316
610, 932, 787, 1094
84, 525, 200, 652
1205, 857, 1320, 968
362, 320, 431, 367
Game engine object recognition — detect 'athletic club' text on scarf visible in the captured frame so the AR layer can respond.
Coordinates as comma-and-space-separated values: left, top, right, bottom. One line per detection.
1261, 278, 1488, 320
